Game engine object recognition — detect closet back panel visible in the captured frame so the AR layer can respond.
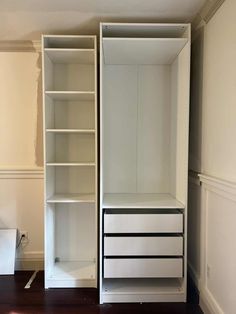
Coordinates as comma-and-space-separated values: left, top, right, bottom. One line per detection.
103, 64, 171, 193
44, 58, 94, 91
137, 65, 170, 192
55, 167, 95, 194
54, 101, 95, 129
103, 65, 138, 193
55, 204, 96, 261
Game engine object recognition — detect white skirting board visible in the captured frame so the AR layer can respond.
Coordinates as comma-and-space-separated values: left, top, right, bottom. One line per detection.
15, 251, 44, 271
200, 287, 224, 314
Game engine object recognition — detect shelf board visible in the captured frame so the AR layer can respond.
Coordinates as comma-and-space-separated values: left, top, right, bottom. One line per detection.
103, 278, 183, 295
44, 48, 94, 64
103, 37, 188, 65
45, 91, 95, 101
46, 162, 95, 167
49, 260, 96, 281
46, 129, 95, 134
47, 193, 96, 203
103, 193, 185, 209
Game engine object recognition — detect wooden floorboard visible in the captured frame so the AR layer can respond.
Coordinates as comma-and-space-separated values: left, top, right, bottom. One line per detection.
0, 271, 203, 314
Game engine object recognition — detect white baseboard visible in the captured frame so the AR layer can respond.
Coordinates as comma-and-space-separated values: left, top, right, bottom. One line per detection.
15, 251, 44, 271
200, 286, 224, 314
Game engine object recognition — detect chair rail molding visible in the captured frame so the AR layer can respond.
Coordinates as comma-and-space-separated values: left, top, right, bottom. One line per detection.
199, 174, 236, 200
0, 167, 44, 179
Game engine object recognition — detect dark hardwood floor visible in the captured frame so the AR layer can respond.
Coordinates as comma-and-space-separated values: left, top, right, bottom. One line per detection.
0, 271, 203, 314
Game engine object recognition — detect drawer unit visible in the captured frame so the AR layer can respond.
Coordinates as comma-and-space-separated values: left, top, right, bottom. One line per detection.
104, 236, 183, 256
104, 258, 183, 278
104, 209, 183, 233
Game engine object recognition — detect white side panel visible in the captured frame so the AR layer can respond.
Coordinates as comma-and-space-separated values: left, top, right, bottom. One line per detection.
170, 43, 190, 204
103, 65, 137, 193
104, 213, 183, 233
44, 53, 53, 91
138, 65, 170, 193
45, 96, 55, 129
45, 204, 55, 279
104, 258, 183, 278
104, 236, 183, 256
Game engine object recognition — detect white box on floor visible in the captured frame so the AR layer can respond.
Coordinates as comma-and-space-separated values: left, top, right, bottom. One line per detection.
0, 229, 17, 275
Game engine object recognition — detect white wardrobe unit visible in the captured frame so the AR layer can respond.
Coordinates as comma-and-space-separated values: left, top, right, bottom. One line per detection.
42, 35, 97, 288
100, 23, 190, 303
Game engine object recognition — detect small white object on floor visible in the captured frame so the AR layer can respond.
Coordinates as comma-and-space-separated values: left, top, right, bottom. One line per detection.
25, 270, 38, 289
0, 229, 17, 275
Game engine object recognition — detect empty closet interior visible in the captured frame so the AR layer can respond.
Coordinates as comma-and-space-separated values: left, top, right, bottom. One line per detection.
43, 35, 97, 288
100, 23, 190, 303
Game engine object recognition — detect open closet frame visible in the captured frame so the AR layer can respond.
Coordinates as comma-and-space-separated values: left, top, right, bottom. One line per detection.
42, 35, 98, 289
99, 23, 191, 303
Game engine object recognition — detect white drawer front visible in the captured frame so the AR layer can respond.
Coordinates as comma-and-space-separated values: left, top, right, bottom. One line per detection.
104, 213, 183, 233
104, 236, 183, 256
104, 258, 183, 278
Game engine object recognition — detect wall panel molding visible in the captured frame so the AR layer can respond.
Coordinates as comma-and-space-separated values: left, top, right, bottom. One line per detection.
15, 251, 44, 271
200, 286, 224, 314
199, 174, 236, 199
0, 168, 44, 179
198, 173, 236, 314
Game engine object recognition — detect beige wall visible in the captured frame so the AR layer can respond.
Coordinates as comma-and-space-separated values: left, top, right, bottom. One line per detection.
0, 50, 44, 268
0, 51, 43, 168
189, 1, 236, 313
201, 0, 236, 183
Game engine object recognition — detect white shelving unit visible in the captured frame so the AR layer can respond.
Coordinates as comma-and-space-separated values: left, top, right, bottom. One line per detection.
42, 35, 97, 288
100, 23, 190, 303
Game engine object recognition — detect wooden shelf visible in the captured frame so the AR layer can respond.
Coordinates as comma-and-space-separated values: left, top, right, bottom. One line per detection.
103, 193, 185, 209
46, 129, 95, 134
44, 48, 94, 64
45, 91, 95, 101
103, 37, 188, 65
46, 162, 95, 167
47, 193, 95, 203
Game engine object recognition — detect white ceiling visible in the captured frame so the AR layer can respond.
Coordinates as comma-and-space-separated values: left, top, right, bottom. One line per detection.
0, 0, 206, 40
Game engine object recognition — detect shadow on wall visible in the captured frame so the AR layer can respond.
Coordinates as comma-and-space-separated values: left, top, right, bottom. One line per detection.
35, 53, 43, 167
189, 26, 204, 173
187, 25, 205, 289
